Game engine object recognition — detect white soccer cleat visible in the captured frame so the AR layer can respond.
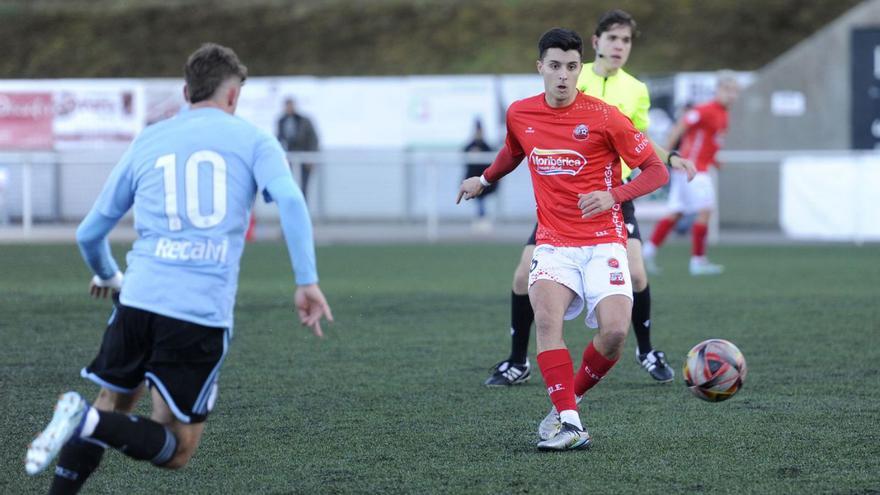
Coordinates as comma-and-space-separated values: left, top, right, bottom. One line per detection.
25, 392, 89, 476
537, 406, 560, 441
537, 395, 582, 441
537, 422, 592, 451
689, 257, 724, 276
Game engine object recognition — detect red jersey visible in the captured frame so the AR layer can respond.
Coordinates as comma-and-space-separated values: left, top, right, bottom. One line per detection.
484, 92, 658, 247
679, 101, 729, 172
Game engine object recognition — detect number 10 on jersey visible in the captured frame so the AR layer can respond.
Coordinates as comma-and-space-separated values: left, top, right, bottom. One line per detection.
155, 151, 228, 231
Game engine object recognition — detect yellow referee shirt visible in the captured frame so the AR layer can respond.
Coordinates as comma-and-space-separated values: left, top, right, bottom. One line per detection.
577, 63, 651, 179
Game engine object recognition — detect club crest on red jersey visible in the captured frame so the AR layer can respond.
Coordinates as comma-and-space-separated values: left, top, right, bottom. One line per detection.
573, 124, 589, 141
529, 148, 587, 176
608, 258, 619, 268
610, 272, 626, 285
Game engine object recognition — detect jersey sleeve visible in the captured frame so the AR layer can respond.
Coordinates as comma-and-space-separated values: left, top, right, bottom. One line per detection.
92, 145, 136, 219
254, 132, 296, 203
606, 106, 653, 168
630, 82, 651, 132
76, 144, 136, 279
265, 175, 318, 285
482, 109, 525, 183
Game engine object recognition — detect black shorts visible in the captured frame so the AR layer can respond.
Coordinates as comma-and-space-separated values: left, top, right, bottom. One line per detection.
81, 303, 229, 424
524, 200, 641, 245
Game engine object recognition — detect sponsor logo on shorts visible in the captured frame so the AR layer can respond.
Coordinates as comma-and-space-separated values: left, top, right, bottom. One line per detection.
529, 148, 587, 176
573, 123, 589, 141
608, 258, 619, 268
530, 259, 537, 272
610, 271, 626, 285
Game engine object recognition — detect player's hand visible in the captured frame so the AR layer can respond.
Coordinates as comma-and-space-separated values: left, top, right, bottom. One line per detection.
89, 272, 123, 299
456, 176, 485, 204
671, 155, 697, 181
294, 284, 334, 338
578, 191, 615, 218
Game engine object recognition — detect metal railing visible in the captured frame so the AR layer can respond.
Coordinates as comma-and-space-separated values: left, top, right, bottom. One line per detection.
1, 149, 877, 242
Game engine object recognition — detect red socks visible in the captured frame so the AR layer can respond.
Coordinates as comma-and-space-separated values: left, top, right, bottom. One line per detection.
539, 343, 620, 410
692, 222, 708, 257
573, 341, 619, 397
650, 217, 675, 247
536, 349, 577, 413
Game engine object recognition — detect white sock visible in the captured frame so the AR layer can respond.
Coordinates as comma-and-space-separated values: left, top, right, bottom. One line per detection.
559, 409, 583, 430
79, 407, 100, 438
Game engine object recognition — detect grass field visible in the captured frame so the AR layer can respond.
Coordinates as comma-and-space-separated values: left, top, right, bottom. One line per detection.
1, 241, 878, 494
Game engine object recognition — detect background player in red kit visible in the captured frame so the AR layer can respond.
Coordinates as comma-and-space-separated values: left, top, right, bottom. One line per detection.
643, 72, 740, 275
457, 28, 668, 451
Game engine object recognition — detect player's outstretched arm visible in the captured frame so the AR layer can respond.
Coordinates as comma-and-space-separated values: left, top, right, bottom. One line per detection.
265, 174, 333, 336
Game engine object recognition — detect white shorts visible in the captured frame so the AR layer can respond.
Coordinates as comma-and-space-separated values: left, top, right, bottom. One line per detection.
668, 170, 716, 214
528, 243, 632, 329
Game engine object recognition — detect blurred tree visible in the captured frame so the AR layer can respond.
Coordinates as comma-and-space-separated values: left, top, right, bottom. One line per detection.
0, 0, 865, 77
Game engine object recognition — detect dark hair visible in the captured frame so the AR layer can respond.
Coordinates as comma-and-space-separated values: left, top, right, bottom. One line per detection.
184, 43, 248, 104
594, 9, 638, 38
537, 28, 583, 60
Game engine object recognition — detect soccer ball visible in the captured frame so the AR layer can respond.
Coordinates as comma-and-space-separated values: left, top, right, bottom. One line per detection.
683, 339, 747, 402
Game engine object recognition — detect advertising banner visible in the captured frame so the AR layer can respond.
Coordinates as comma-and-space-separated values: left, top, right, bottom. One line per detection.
52, 81, 144, 149
0, 92, 54, 150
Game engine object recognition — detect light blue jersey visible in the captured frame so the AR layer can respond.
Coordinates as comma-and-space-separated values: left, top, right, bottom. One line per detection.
77, 107, 318, 328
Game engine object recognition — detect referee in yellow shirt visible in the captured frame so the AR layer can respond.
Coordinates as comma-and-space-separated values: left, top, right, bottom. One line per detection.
484, 9, 696, 387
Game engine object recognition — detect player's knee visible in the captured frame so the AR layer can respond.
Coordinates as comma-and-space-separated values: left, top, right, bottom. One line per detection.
696, 210, 711, 224
158, 444, 196, 470
93, 389, 115, 411
94, 388, 137, 413
533, 307, 561, 334
630, 268, 648, 292
158, 456, 188, 470
599, 317, 629, 348
604, 326, 628, 351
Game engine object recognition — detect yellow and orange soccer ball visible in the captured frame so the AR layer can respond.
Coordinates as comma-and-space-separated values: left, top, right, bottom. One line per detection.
683, 339, 747, 402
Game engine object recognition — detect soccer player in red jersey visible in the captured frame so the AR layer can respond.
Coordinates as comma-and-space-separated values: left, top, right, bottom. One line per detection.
483, 9, 695, 389
458, 28, 668, 450
643, 72, 740, 276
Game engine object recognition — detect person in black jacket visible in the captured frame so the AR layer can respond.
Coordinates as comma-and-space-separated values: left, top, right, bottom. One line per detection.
277, 97, 319, 200
463, 119, 496, 231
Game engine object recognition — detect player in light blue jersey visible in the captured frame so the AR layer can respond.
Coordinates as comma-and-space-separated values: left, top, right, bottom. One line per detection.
26, 44, 333, 493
